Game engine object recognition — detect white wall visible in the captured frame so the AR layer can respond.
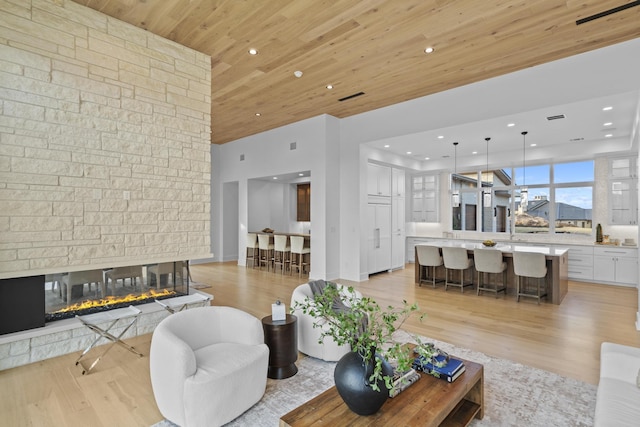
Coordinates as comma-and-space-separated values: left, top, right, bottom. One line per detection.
222, 181, 239, 262
0, 1, 212, 279
216, 115, 337, 279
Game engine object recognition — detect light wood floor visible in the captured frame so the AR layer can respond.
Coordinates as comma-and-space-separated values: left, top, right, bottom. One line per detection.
1, 262, 639, 427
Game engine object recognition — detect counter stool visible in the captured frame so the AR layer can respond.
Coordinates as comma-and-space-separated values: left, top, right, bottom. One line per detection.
513, 251, 548, 304
473, 248, 507, 297
273, 235, 291, 274
290, 236, 310, 277
442, 246, 474, 292
415, 245, 444, 288
246, 233, 259, 268
258, 234, 275, 271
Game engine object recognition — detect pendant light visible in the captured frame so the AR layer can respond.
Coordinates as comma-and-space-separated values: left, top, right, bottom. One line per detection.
451, 142, 460, 207
483, 137, 492, 206
521, 131, 528, 212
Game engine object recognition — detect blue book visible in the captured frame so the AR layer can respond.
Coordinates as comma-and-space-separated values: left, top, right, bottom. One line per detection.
412, 355, 465, 378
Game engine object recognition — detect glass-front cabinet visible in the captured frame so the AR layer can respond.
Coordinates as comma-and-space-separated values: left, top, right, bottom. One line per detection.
608, 156, 638, 225
411, 174, 438, 222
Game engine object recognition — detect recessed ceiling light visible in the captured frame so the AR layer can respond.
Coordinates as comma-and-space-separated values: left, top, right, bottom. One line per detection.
406, 151, 412, 155
605, 134, 613, 138
384, 144, 390, 148
603, 122, 613, 126
326, 84, 333, 89
272, 177, 278, 180
507, 123, 515, 127
424, 157, 430, 160
530, 143, 537, 147
424, 47, 434, 54
602, 106, 613, 111
255, 113, 261, 116
293, 70, 303, 78
472, 151, 478, 155
437, 135, 444, 139
248, 48, 258, 55
298, 173, 304, 176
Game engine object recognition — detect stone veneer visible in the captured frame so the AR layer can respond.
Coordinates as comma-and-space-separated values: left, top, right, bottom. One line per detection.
0, 291, 211, 370
0, 0, 212, 278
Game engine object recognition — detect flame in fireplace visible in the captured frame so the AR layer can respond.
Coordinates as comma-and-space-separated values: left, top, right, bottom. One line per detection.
52, 289, 177, 314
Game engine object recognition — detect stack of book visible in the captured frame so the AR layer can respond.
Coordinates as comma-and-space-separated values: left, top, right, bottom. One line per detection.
389, 367, 421, 398
412, 353, 466, 383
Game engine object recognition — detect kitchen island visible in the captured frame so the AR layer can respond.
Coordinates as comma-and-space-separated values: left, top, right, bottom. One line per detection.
414, 241, 569, 304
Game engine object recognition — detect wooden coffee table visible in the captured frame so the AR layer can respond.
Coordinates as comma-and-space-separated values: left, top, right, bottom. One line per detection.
279, 358, 483, 427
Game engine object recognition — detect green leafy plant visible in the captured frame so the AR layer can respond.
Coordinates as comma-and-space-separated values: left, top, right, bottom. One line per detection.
292, 283, 444, 392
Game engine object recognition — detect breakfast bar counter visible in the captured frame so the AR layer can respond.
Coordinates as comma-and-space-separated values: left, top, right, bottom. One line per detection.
414, 241, 569, 304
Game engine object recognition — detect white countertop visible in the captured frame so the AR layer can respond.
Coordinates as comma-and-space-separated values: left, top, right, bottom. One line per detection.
416, 240, 569, 256
407, 235, 637, 249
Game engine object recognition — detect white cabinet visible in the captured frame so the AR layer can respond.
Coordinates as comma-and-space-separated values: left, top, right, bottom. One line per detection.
391, 194, 405, 269
609, 178, 638, 225
609, 157, 638, 178
608, 156, 638, 225
565, 245, 594, 282
411, 174, 439, 222
368, 163, 391, 197
391, 168, 405, 198
391, 168, 405, 269
368, 203, 392, 274
593, 246, 638, 286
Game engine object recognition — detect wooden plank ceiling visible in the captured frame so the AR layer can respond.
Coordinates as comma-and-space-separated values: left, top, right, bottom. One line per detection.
72, 0, 640, 145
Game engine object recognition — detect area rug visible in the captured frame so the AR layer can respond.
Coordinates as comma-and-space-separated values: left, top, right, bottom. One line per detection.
152, 330, 597, 426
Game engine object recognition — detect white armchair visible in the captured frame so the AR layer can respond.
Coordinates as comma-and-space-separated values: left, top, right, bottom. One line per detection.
290, 282, 362, 362
594, 342, 640, 426
150, 306, 269, 427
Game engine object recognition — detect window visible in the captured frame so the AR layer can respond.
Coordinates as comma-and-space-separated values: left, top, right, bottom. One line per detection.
451, 160, 594, 235
554, 187, 592, 235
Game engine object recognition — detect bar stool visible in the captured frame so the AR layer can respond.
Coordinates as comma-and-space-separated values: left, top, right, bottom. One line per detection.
441, 246, 474, 292
513, 251, 548, 304
473, 248, 507, 297
290, 235, 310, 277
258, 234, 274, 271
415, 245, 444, 288
273, 235, 291, 274
246, 233, 259, 268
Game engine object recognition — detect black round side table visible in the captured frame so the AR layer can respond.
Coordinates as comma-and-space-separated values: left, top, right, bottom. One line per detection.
262, 314, 298, 379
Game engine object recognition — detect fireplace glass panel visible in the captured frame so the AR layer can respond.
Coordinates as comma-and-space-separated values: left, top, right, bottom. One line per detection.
44, 262, 190, 322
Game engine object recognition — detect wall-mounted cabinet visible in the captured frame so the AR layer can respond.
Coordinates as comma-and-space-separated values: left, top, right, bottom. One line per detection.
411, 174, 439, 222
297, 183, 310, 222
367, 163, 392, 197
608, 156, 638, 225
391, 168, 405, 198
609, 157, 638, 178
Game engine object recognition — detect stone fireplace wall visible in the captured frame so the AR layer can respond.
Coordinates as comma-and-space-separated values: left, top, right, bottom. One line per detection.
0, 0, 212, 279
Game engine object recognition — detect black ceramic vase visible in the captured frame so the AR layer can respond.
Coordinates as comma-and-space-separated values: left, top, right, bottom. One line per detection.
333, 349, 394, 415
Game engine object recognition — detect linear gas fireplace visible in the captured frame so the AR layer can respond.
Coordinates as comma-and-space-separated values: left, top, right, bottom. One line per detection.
44, 262, 190, 322
0, 261, 190, 336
